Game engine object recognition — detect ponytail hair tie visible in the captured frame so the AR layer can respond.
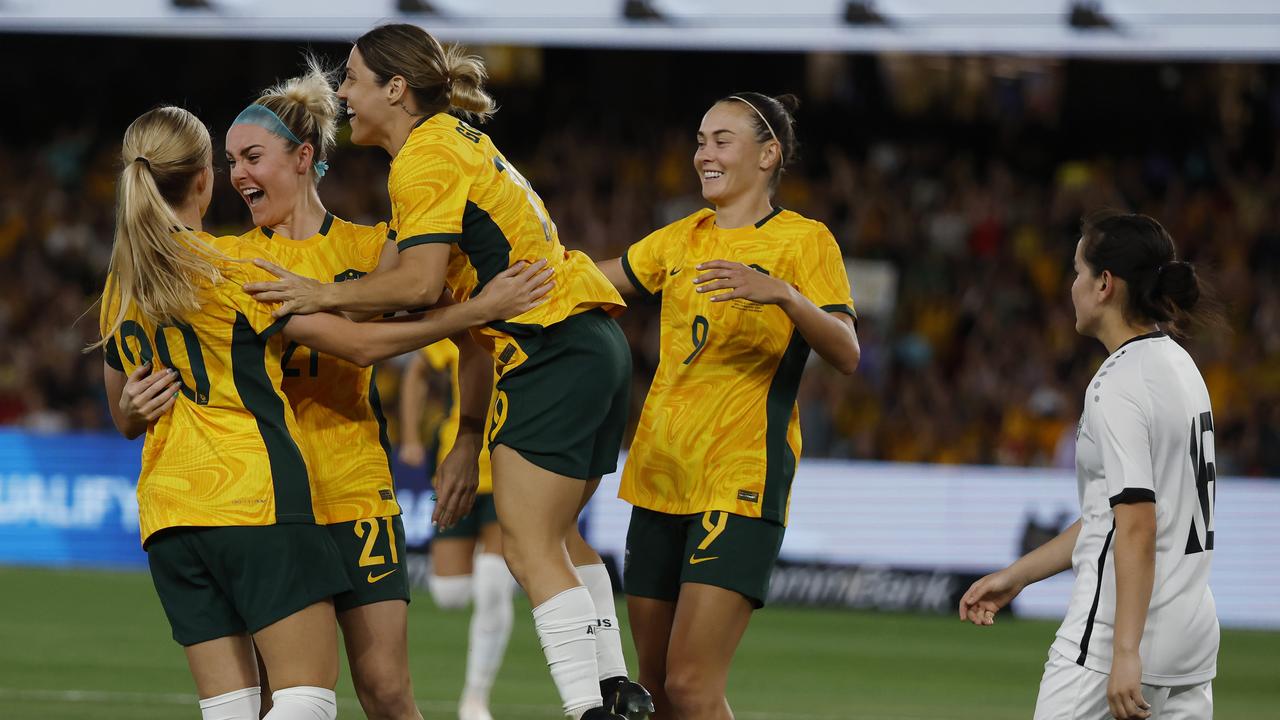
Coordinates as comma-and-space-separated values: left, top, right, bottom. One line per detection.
134, 156, 151, 168
313, 160, 329, 178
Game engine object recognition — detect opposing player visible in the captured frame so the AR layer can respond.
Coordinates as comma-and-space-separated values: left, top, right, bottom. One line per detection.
98, 104, 548, 720
597, 93, 860, 719
400, 340, 514, 720
960, 211, 1220, 720
225, 61, 425, 719
241, 24, 651, 719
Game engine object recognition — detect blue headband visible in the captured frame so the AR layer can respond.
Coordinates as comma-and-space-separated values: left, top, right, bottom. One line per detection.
231, 103, 329, 178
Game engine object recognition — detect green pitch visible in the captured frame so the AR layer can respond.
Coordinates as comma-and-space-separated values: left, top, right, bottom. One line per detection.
0, 567, 1275, 719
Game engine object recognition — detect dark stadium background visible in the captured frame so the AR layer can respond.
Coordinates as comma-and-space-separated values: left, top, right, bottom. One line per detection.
2, 11, 1279, 719
3, 34, 1278, 474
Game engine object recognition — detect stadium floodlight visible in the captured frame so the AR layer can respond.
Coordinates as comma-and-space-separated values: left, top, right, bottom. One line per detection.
397, 0, 439, 13
1067, 1, 1117, 30
844, 1, 890, 27
622, 0, 663, 21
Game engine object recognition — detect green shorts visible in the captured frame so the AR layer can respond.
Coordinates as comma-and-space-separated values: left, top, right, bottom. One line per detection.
489, 309, 631, 479
147, 523, 351, 647
434, 493, 498, 540
623, 507, 785, 609
327, 515, 412, 613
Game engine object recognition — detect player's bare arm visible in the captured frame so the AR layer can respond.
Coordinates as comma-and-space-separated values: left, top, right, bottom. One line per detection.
960, 519, 1081, 625
244, 242, 453, 317
1107, 501, 1157, 720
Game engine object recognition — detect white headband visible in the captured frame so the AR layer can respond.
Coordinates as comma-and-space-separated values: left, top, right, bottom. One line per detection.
728, 95, 783, 165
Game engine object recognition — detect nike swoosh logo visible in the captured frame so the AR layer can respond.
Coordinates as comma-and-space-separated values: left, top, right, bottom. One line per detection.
688, 555, 719, 565
670, 267, 682, 276
367, 569, 398, 584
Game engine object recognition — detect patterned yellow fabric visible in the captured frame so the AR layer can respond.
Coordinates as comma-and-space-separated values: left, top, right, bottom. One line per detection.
239, 215, 400, 524
618, 208, 856, 525
100, 232, 314, 545
388, 113, 624, 371
420, 339, 495, 494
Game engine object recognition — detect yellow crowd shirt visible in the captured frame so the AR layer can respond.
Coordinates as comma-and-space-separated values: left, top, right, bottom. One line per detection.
388, 113, 624, 371
239, 214, 400, 524
618, 208, 856, 525
101, 232, 315, 545
419, 339, 494, 494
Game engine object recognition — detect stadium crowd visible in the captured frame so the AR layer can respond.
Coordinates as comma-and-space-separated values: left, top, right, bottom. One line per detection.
1, 53, 1277, 476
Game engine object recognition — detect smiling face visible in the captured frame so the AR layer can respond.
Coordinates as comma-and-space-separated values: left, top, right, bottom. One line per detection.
337, 46, 395, 148
225, 123, 310, 228
694, 101, 779, 207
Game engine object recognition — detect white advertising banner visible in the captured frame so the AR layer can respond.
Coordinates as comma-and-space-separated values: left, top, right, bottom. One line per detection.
585, 457, 1280, 629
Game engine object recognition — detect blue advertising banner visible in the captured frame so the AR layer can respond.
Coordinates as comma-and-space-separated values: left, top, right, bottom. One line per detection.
0, 430, 147, 568
0, 429, 442, 567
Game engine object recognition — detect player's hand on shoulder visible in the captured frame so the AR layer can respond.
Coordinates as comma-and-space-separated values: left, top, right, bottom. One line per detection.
120, 361, 182, 425
694, 260, 791, 305
243, 259, 329, 317
958, 567, 1025, 626
474, 258, 554, 321
1107, 652, 1151, 720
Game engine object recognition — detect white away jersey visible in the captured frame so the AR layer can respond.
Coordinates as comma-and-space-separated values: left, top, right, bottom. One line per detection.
1051, 331, 1219, 686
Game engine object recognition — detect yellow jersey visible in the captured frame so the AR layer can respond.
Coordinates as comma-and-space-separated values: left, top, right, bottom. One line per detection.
239, 214, 400, 524
419, 340, 495, 495
618, 208, 856, 525
101, 232, 315, 545
388, 113, 624, 371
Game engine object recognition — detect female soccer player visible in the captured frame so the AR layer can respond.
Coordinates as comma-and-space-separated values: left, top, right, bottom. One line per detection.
401, 340, 514, 720
597, 92, 861, 720
241, 24, 650, 720
960, 212, 1220, 720
225, 60, 436, 720
98, 106, 548, 720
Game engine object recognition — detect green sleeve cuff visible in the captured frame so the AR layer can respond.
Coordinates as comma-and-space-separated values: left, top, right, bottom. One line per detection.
104, 337, 124, 371
398, 233, 461, 252
621, 250, 659, 303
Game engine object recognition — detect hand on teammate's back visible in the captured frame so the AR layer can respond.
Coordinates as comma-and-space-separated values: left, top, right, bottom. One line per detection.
473, 259, 554, 320
958, 567, 1026, 626
120, 361, 182, 425
243, 259, 328, 318
432, 437, 480, 529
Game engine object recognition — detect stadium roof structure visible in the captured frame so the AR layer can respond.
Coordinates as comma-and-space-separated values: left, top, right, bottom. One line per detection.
3, 0, 1280, 59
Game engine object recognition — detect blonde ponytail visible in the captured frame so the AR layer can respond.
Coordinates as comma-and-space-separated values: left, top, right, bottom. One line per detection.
442, 44, 496, 121
254, 54, 341, 175
92, 106, 224, 350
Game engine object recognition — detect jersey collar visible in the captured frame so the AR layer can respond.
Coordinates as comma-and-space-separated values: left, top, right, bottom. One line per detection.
1116, 330, 1167, 352
261, 212, 334, 240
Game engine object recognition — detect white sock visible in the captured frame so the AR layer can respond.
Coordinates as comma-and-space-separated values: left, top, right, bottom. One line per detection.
264, 686, 337, 720
532, 585, 604, 717
578, 562, 629, 680
429, 573, 474, 610
199, 687, 261, 720
463, 553, 516, 705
